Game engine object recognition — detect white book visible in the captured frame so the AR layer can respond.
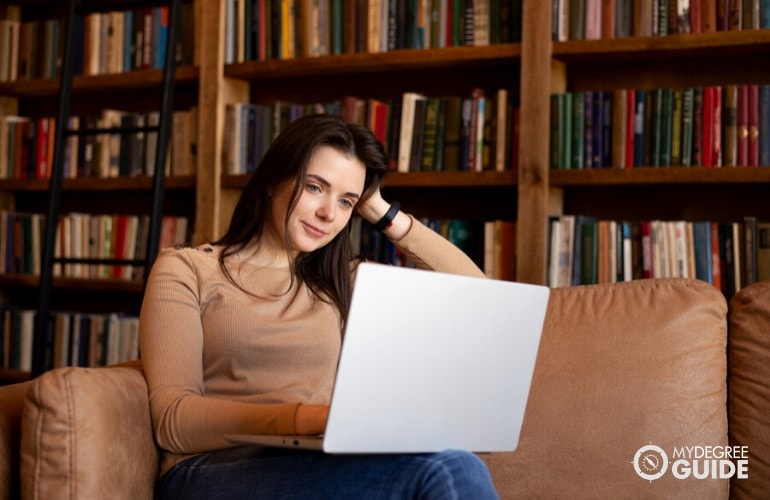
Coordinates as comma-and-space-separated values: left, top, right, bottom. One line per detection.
397, 92, 427, 172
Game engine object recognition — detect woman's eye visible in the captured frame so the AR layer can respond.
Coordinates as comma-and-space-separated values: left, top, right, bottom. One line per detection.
340, 199, 353, 209
306, 184, 321, 193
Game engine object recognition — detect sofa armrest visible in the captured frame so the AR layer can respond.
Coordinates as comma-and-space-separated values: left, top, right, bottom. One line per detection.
20, 362, 158, 500
0, 380, 33, 500
728, 281, 770, 499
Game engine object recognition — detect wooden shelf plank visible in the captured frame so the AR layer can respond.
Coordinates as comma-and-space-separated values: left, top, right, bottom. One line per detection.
550, 167, 770, 186
222, 170, 517, 190
0, 175, 196, 192
0, 273, 144, 293
0, 66, 199, 98
553, 30, 770, 62
225, 44, 521, 80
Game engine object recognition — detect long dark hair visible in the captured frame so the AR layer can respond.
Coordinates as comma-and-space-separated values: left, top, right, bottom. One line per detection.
213, 113, 389, 323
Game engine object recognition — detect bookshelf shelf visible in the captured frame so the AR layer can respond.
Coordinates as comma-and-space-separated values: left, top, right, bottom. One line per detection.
550, 167, 770, 186
225, 44, 521, 81
221, 171, 517, 191
384, 170, 518, 188
0, 175, 196, 192
0, 66, 199, 98
553, 30, 770, 62
0, 273, 144, 293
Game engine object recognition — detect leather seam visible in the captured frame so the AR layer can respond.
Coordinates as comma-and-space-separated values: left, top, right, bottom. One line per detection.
64, 372, 75, 500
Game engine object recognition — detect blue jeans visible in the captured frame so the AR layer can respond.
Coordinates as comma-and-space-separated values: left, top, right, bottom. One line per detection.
157, 446, 499, 499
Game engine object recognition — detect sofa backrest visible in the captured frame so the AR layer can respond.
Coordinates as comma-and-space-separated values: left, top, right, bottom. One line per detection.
482, 278, 729, 499
20, 361, 157, 500
728, 281, 770, 499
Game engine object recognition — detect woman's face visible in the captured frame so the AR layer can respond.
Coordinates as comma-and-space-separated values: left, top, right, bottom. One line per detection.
270, 145, 366, 254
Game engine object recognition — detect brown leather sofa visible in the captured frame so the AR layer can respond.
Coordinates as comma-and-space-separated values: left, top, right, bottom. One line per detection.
2, 278, 769, 499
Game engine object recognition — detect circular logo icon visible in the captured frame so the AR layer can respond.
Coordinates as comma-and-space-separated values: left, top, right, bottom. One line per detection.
633, 444, 669, 481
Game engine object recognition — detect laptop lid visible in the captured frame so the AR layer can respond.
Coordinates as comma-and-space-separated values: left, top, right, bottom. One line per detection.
226, 263, 549, 454
321, 262, 549, 453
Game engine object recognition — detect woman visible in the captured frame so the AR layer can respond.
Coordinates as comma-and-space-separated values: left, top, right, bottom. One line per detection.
139, 114, 498, 498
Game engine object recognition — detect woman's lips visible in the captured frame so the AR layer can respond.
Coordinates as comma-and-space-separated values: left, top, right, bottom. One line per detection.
302, 221, 326, 238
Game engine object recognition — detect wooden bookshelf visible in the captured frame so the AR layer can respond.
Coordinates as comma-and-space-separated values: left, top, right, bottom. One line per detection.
5, 0, 770, 379
0, 0, 198, 378
543, 3, 770, 290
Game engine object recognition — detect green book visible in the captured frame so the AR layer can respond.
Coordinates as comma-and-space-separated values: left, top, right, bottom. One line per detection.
570, 92, 584, 169
421, 98, 440, 171
562, 92, 572, 170
680, 87, 695, 166
432, 98, 447, 171
670, 88, 683, 166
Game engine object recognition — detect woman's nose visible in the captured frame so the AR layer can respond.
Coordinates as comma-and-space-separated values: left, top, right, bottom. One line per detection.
317, 198, 336, 221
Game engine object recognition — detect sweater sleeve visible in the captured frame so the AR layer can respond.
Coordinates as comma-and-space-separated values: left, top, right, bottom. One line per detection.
389, 215, 487, 278
139, 249, 299, 456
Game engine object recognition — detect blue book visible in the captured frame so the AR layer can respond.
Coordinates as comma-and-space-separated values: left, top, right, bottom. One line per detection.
693, 221, 713, 284
761, 0, 770, 29
153, 7, 168, 70
123, 11, 134, 72
760, 85, 770, 166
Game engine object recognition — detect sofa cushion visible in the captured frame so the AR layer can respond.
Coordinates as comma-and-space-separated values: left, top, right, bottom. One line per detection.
20, 361, 158, 500
728, 281, 770, 499
481, 279, 728, 499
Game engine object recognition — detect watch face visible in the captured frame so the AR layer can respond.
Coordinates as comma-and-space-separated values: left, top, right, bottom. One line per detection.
633, 444, 669, 481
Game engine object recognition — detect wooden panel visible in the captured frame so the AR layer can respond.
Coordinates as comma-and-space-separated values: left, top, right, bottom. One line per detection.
516, 0, 552, 285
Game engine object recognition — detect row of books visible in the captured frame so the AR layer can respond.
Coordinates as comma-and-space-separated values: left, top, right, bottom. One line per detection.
550, 85, 770, 170
0, 306, 140, 372
223, 89, 519, 175
350, 216, 515, 280
547, 215, 770, 298
0, 211, 190, 280
224, 0, 522, 63
0, 107, 198, 181
0, 4, 196, 82
553, 0, 770, 41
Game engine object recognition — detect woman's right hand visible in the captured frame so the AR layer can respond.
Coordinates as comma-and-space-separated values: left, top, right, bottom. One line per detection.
294, 404, 329, 435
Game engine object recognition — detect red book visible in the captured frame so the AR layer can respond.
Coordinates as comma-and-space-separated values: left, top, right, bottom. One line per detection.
641, 221, 653, 279
368, 99, 390, 146
702, 0, 717, 32
748, 84, 759, 166
35, 118, 49, 179
701, 87, 715, 167
625, 89, 635, 168
737, 85, 749, 166
712, 86, 722, 167
111, 215, 127, 279
601, 0, 616, 39
690, 0, 702, 34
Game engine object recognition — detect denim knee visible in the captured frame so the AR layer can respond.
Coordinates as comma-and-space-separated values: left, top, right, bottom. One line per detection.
417, 449, 499, 500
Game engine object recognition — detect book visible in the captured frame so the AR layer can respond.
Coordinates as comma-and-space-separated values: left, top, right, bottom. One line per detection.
746, 84, 759, 166
737, 84, 749, 166
723, 84, 738, 167
758, 221, 770, 282
397, 92, 427, 172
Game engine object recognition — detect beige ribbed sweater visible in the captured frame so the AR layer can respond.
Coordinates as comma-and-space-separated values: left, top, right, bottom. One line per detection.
139, 215, 485, 475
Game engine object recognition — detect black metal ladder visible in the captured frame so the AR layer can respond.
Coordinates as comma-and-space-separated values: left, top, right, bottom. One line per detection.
32, 0, 183, 377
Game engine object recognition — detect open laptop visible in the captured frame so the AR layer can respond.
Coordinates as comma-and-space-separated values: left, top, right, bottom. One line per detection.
225, 262, 550, 454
